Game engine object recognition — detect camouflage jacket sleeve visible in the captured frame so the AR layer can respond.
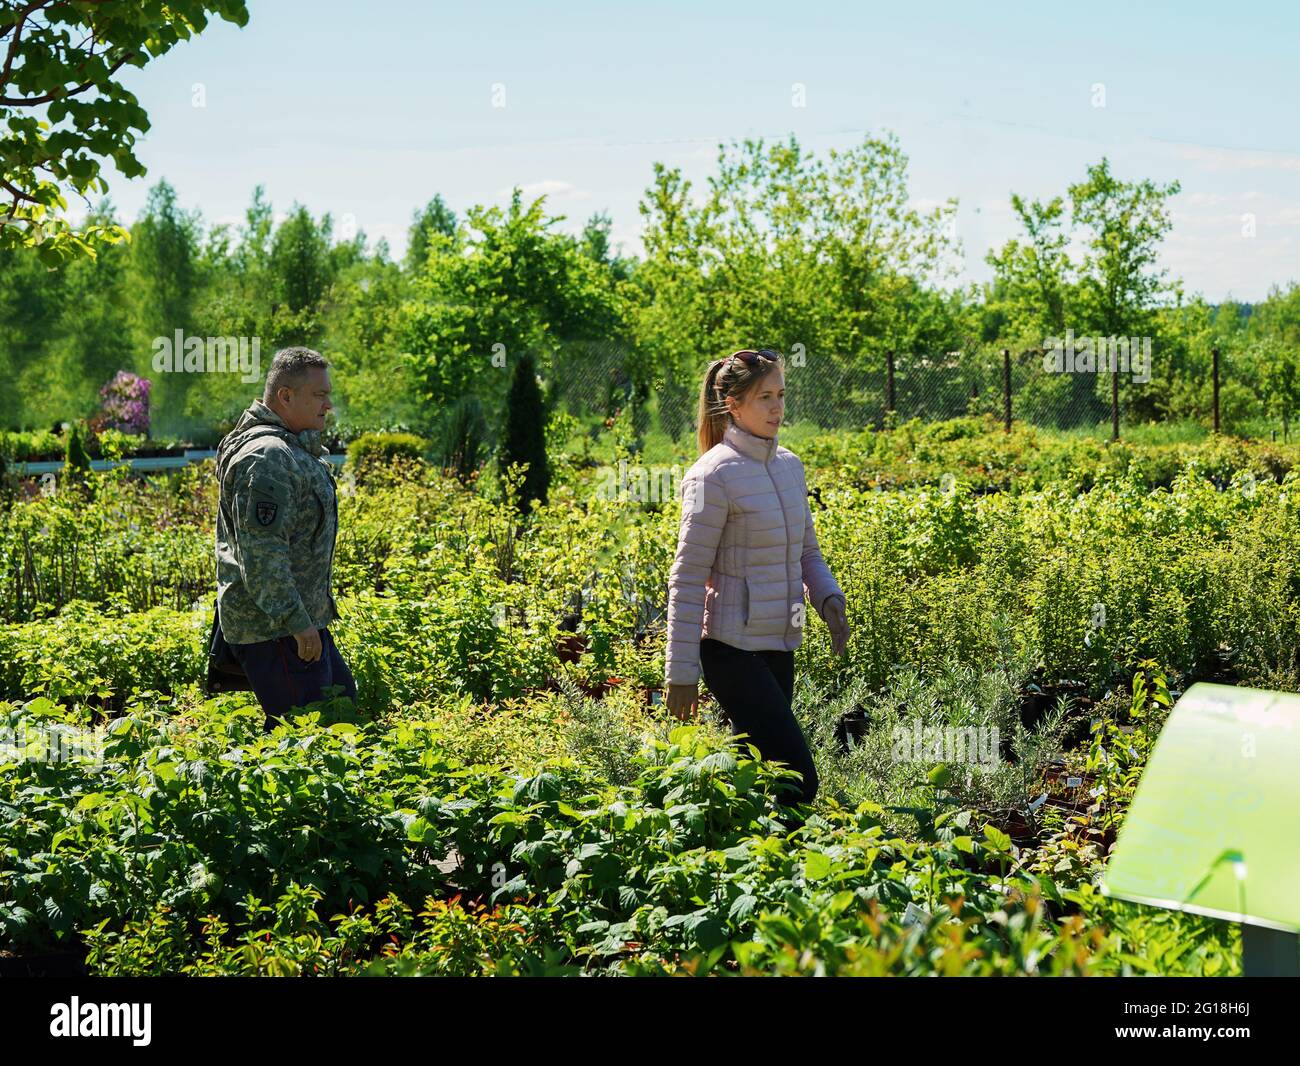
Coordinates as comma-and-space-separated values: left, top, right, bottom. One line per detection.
229, 450, 315, 636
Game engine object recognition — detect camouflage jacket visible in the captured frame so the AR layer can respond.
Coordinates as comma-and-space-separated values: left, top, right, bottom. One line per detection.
214, 399, 339, 645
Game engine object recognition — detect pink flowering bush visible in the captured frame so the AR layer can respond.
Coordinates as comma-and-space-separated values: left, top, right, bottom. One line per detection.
98, 371, 151, 436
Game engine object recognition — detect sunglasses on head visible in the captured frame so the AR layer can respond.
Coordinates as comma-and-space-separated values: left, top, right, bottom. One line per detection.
726, 348, 780, 370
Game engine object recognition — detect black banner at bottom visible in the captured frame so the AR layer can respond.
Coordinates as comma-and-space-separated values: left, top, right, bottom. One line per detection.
0, 975, 1284, 1050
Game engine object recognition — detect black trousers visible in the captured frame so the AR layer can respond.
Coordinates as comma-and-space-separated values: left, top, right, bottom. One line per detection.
699, 637, 818, 810
228, 627, 357, 731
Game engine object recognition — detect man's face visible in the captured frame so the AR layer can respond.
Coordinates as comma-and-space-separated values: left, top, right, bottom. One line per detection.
277, 367, 333, 433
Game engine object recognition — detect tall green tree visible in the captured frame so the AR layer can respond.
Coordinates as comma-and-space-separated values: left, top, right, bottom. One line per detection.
128, 180, 202, 430
1070, 158, 1180, 424
984, 193, 1073, 344
0, 236, 59, 425
323, 248, 418, 432
405, 194, 457, 273
269, 203, 334, 320
236, 184, 274, 275
635, 132, 963, 426
633, 162, 710, 385
987, 157, 1181, 426
130, 180, 201, 336
578, 210, 633, 282
1249, 283, 1300, 349
499, 349, 549, 517
401, 187, 630, 429
44, 198, 134, 418
1070, 157, 1181, 340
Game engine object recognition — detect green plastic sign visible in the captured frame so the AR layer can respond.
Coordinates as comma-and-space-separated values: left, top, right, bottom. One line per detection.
1102, 682, 1300, 934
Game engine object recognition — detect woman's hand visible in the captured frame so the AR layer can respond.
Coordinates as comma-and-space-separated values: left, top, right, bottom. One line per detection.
665, 683, 700, 721
823, 595, 850, 656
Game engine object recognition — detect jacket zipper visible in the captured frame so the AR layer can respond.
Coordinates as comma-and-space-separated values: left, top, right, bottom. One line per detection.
312, 485, 326, 539
760, 449, 793, 637
325, 462, 338, 607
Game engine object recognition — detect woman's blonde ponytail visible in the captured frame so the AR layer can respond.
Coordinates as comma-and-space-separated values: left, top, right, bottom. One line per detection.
696, 359, 730, 456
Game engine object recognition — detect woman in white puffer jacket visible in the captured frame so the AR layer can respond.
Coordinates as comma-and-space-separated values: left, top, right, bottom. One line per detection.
662, 348, 850, 816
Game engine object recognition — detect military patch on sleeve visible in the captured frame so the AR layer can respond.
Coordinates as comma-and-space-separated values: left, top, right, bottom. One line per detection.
255, 501, 278, 526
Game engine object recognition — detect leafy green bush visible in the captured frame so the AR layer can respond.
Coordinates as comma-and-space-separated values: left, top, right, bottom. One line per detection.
0, 699, 469, 950
63, 422, 92, 485
345, 432, 429, 483
436, 395, 490, 485
0, 602, 204, 705
0, 671, 1242, 976
0, 464, 215, 623
0, 428, 66, 462
83, 885, 562, 976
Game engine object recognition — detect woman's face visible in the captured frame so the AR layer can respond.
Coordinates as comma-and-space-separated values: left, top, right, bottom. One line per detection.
727, 366, 785, 439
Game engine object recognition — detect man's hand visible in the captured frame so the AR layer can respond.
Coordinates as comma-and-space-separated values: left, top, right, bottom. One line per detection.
823, 596, 850, 656
294, 626, 323, 662
665, 683, 700, 722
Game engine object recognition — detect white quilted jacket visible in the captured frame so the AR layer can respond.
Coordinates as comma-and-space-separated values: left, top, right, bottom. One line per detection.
664, 419, 844, 687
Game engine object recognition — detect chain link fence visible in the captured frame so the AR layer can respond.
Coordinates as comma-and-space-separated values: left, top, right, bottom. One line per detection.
546, 344, 1143, 445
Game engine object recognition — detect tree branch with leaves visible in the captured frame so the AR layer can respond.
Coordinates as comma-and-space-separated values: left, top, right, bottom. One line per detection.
0, 0, 249, 265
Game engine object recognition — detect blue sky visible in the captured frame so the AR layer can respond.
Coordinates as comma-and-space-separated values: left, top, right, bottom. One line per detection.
96, 0, 1300, 302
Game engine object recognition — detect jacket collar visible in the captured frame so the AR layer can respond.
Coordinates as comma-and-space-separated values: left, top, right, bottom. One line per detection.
225, 399, 325, 458
723, 418, 778, 464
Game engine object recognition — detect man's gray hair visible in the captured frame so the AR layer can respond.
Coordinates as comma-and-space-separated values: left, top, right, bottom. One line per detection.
264, 347, 328, 402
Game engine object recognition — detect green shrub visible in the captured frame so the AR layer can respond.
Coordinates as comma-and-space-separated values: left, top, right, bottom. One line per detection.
0, 699, 465, 949
499, 351, 550, 515
0, 468, 214, 623
0, 666, 1243, 976
0, 602, 205, 706
63, 422, 92, 484
345, 432, 429, 482
0, 429, 65, 462
436, 395, 490, 485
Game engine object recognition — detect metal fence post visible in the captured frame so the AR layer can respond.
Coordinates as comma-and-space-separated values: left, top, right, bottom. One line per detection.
885, 350, 896, 420
1212, 347, 1221, 434
1002, 348, 1011, 433
1111, 359, 1120, 442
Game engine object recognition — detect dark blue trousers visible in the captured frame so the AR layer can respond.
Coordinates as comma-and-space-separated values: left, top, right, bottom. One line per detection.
699, 637, 818, 820
228, 627, 357, 731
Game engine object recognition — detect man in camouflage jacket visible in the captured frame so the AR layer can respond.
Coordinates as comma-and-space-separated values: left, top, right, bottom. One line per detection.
214, 346, 355, 729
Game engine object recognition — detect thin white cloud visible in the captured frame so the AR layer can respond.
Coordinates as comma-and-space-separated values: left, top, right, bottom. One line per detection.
1176, 144, 1300, 174
500, 179, 592, 202
908, 197, 952, 214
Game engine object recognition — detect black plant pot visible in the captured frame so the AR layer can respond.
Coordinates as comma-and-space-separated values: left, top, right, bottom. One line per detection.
835, 706, 872, 753
0, 947, 88, 977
